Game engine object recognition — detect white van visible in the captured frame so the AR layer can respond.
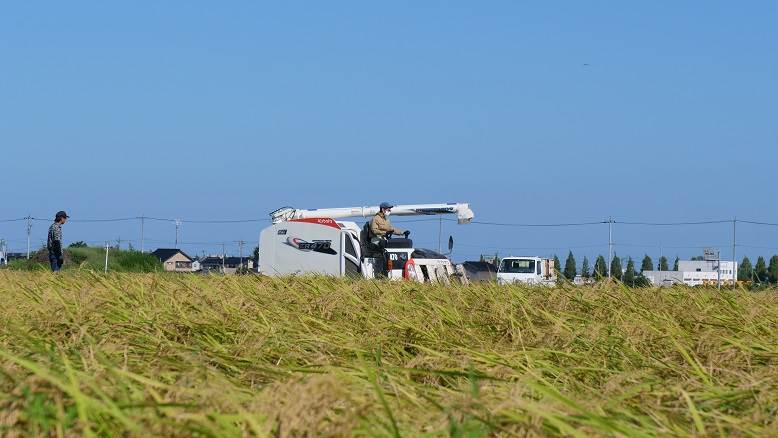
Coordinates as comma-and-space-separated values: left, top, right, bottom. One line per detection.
496, 257, 556, 285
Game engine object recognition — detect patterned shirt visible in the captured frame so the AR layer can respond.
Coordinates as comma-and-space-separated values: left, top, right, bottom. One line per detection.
47, 222, 63, 253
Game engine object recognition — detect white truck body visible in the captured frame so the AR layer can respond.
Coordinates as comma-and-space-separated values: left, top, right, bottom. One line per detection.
259, 203, 473, 282
496, 256, 557, 286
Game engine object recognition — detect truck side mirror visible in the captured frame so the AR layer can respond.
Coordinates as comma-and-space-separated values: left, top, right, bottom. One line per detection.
448, 236, 454, 252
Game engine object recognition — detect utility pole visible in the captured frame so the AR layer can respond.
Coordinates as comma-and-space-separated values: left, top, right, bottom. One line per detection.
175, 219, 182, 248
221, 242, 226, 273
140, 215, 145, 253
658, 244, 663, 271
732, 217, 737, 287
607, 217, 613, 279
25, 215, 32, 259
238, 240, 245, 270
104, 242, 110, 273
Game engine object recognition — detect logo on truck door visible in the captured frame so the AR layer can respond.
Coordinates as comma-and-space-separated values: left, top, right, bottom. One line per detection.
285, 237, 337, 255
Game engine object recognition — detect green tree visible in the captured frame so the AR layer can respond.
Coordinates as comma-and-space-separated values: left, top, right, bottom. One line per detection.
593, 255, 607, 279
553, 255, 561, 275
659, 256, 669, 271
673, 256, 679, 271
253, 246, 260, 263
623, 257, 636, 286
68, 241, 88, 248
768, 255, 778, 284
563, 251, 577, 280
755, 256, 768, 283
610, 254, 622, 280
738, 256, 753, 281
640, 255, 653, 273
581, 256, 590, 279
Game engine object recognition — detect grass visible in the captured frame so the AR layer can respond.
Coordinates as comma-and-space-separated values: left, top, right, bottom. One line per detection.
0, 271, 777, 436
7, 247, 162, 272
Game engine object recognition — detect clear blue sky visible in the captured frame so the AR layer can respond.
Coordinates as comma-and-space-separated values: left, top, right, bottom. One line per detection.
2, 2, 777, 263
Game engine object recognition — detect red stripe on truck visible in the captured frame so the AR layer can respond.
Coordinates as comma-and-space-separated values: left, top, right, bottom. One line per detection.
289, 218, 341, 229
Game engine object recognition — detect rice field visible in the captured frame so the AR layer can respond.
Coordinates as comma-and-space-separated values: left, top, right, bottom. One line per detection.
1, 271, 777, 437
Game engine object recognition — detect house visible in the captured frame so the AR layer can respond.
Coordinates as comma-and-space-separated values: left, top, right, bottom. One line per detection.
197, 255, 254, 275
643, 259, 737, 287
151, 248, 194, 272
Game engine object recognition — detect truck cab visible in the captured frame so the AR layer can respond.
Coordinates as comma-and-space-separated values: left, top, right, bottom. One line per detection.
496, 256, 556, 286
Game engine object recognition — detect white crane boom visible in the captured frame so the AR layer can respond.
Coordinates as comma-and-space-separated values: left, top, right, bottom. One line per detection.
270, 203, 474, 225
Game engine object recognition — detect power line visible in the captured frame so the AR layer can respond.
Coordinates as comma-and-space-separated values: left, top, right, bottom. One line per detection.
614, 242, 728, 249
737, 243, 778, 251
143, 216, 177, 222
469, 220, 607, 227
181, 219, 268, 224
454, 242, 606, 251
393, 218, 448, 224
739, 220, 778, 227
614, 220, 732, 226
29, 217, 138, 223
5, 214, 778, 228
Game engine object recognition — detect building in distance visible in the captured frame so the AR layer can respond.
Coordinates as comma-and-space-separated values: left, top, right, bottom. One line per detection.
151, 248, 194, 272
643, 259, 737, 287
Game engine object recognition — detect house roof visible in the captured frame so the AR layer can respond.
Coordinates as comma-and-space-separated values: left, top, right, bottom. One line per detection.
151, 248, 192, 262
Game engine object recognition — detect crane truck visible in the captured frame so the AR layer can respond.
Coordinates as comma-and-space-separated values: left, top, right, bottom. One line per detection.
258, 203, 474, 282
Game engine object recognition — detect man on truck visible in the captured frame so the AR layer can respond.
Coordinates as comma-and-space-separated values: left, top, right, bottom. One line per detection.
369, 202, 410, 245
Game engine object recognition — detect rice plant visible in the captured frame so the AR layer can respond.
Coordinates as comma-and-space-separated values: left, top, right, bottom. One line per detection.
1, 270, 776, 436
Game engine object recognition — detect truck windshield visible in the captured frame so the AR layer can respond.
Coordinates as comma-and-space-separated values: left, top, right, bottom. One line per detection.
500, 259, 536, 273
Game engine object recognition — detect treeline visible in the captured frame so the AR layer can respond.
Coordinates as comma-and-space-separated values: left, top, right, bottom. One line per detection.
737, 256, 778, 284
553, 252, 674, 286
554, 251, 778, 286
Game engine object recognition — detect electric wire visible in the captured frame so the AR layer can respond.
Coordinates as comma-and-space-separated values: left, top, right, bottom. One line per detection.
468, 220, 607, 227
4, 215, 776, 228
739, 220, 778, 227
614, 220, 732, 226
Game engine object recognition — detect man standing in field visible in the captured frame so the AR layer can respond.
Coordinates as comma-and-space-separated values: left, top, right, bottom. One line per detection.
369, 202, 409, 245
47, 210, 69, 272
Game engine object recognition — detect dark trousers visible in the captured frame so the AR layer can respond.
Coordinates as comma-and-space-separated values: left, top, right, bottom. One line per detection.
49, 251, 63, 272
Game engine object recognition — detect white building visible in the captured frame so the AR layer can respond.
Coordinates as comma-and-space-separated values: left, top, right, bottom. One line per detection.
643, 260, 737, 287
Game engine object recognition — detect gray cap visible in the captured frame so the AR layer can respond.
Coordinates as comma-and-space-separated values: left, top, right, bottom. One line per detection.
379, 202, 394, 209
